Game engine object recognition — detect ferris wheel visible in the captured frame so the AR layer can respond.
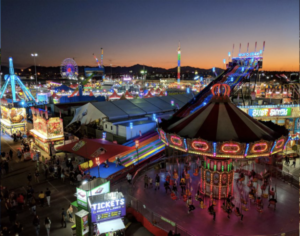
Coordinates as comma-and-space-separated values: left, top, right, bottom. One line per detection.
60, 58, 78, 79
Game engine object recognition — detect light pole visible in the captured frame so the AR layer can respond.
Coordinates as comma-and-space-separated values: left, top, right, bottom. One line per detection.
31, 53, 38, 86
110, 64, 113, 80
135, 140, 139, 164
95, 157, 101, 178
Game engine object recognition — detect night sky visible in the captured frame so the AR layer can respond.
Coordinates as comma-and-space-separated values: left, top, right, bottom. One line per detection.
2, 0, 299, 71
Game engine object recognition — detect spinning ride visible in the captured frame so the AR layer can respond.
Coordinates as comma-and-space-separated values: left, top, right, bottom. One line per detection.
60, 58, 78, 79
158, 83, 289, 199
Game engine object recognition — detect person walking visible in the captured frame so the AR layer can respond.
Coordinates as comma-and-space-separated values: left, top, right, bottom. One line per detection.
13, 221, 23, 235
27, 173, 33, 185
61, 208, 67, 228
45, 188, 51, 207
155, 174, 160, 190
67, 205, 74, 223
187, 197, 195, 214
292, 159, 296, 168
33, 215, 40, 236
35, 170, 40, 183
126, 173, 132, 184
38, 191, 45, 207
45, 216, 51, 236
9, 149, 13, 160
144, 175, 149, 188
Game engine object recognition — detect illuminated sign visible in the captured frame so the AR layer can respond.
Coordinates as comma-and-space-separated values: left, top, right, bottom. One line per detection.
248, 108, 291, 117
238, 51, 262, 57
90, 198, 126, 222
191, 141, 209, 151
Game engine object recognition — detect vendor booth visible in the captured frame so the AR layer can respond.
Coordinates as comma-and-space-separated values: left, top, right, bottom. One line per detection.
29, 107, 64, 154
0, 106, 27, 136
88, 192, 126, 236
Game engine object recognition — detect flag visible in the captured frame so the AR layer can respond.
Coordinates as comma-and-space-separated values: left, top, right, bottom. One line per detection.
247, 42, 249, 52
263, 41, 265, 51
239, 43, 241, 53
255, 41, 257, 52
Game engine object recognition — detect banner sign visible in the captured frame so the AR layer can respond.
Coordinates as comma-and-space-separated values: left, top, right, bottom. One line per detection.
248, 108, 292, 117
90, 198, 126, 223
90, 181, 110, 197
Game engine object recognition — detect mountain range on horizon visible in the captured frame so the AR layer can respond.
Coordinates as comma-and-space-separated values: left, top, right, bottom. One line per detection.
0, 64, 296, 77
0, 64, 225, 76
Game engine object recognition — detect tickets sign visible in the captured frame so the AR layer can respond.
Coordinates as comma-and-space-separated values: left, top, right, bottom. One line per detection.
248, 108, 291, 117
90, 198, 126, 223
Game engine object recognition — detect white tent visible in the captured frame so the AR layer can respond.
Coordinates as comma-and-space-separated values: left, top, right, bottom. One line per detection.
67, 103, 104, 127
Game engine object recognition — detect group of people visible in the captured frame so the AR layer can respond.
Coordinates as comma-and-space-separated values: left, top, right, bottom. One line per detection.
0, 184, 54, 236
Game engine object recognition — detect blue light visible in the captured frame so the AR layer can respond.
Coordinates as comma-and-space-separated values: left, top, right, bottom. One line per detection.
187, 88, 190, 94
231, 77, 233, 82
223, 59, 226, 64
102, 132, 106, 140
213, 142, 217, 156
270, 141, 276, 154
194, 76, 199, 80
152, 113, 156, 121
184, 139, 187, 151
244, 144, 249, 156
130, 122, 133, 129
212, 67, 215, 72
200, 77, 203, 82
242, 67, 244, 72
228, 52, 231, 57
259, 50, 262, 54
9, 58, 12, 61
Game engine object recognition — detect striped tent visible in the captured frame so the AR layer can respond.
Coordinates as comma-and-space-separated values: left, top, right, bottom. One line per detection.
163, 84, 283, 143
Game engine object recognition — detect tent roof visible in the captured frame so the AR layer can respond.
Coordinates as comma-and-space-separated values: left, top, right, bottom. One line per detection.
108, 90, 120, 100
54, 85, 74, 92
56, 138, 133, 162
69, 93, 194, 122
144, 91, 154, 98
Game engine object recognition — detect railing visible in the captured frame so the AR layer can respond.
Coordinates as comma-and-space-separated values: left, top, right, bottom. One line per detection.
126, 194, 196, 236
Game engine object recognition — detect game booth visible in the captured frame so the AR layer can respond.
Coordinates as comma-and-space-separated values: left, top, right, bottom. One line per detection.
29, 107, 64, 154
0, 106, 27, 136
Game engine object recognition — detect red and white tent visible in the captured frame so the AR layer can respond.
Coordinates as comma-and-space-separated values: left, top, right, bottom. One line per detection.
165, 86, 278, 143
124, 90, 134, 99
144, 91, 154, 98
89, 91, 94, 96
108, 90, 121, 101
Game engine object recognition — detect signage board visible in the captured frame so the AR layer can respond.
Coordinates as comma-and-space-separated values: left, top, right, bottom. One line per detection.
90, 181, 110, 197
90, 198, 126, 223
77, 188, 88, 207
248, 108, 292, 117
77, 181, 110, 209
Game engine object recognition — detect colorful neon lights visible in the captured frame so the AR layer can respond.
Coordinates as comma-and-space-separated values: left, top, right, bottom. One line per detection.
213, 142, 217, 157
191, 141, 209, 151
252, 143, 268, 153
275, 139, 284, 149
244, 144, 249, 157
270, 141, 276, 154
170, 136, 182, 146
183, 139, 188, 151
248, 108, 292, 117
221, 144, 240, 153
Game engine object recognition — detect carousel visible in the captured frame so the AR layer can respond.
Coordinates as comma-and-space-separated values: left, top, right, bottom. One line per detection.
158, 83, 289, 199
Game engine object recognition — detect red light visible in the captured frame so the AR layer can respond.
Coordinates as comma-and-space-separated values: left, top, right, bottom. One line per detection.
221, 144, 240, 153
275, 139, 284, 149
170, 136, 182, 146
160, 130, 166, 140
252, 143, 268, 153
192, 141, 209, 151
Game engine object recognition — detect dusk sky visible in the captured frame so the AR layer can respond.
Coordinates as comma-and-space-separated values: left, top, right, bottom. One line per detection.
2, 0, 299, 71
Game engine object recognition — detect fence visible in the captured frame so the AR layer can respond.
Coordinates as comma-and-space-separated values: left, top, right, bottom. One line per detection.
126, 194, 196, 236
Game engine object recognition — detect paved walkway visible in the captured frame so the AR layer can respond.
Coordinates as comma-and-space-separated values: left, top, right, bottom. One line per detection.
121, 161, 299, 236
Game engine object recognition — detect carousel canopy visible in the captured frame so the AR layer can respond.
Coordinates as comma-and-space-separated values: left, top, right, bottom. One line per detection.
163, 84, 287, 143
159, 84, 289, 158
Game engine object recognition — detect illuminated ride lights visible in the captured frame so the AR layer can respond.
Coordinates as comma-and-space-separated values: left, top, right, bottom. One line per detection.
270, 141, 276, 154
191, 141, 209, 151
275, 139, 284, 149
221, 144, 240, 153
251, 143, 268, 153
170, 136, 182, 146
244, 144, 249, 157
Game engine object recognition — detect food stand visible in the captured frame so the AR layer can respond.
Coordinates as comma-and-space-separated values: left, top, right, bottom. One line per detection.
88, 192, 126, 236
0, 106, 27, 136
29, 107, 64, 154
